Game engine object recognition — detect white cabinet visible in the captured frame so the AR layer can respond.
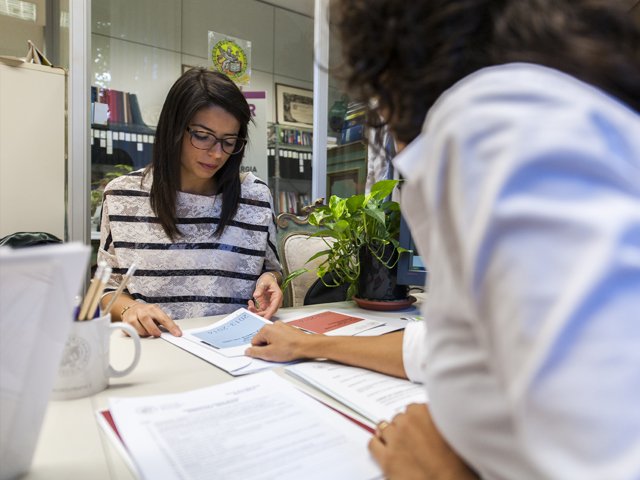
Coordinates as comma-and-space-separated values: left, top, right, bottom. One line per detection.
0, 57, 66, 240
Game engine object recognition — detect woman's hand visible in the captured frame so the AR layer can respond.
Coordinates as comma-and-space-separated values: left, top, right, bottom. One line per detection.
121, 302, 182, 338
370, 404, 479, 480
245, 321, 314, 362
248, 272, 283, 319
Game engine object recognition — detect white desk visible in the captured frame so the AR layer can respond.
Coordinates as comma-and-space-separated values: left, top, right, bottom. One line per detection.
25, 297, 423, 479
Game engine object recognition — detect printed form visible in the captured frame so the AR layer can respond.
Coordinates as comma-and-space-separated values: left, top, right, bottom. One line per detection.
109, 371, 382, 480
286, 362, 428, 424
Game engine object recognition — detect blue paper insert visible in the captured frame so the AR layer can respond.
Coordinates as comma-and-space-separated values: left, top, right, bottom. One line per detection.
192, 312, 266, 349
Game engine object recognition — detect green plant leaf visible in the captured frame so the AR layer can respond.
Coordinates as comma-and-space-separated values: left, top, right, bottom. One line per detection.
333, 219, 350, 233
371, 179, 400, 200
346, 282, 358, 301
381, 200, 400, 211
364, 207, 386, 225
282, 267, 308, 291
346, 194, 365, 213
305, 249, 332, 263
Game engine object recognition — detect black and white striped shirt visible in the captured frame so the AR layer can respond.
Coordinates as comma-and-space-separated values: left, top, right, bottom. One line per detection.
98, 169, 282, 320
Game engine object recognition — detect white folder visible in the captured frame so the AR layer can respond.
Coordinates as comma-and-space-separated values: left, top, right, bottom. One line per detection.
0, 243, 89, 480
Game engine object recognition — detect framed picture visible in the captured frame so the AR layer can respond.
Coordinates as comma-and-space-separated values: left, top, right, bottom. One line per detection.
276, 83, 313, 128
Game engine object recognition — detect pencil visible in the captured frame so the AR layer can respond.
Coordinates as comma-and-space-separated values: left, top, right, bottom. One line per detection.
77, 261, 106, 321
102, 263, 137, 315
83, 266, 112, 321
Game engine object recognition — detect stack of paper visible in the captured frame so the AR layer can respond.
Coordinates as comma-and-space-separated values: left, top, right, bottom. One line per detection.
286, 361, 428, 426
106, 371, 382, 480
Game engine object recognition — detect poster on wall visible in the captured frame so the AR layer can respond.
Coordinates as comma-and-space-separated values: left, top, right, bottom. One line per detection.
241, 92, 267, 184
208, 31, 252, 88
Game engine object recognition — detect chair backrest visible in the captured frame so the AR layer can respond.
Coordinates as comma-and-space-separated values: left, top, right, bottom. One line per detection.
281, 233, 335, 307
276, 198, 329, 307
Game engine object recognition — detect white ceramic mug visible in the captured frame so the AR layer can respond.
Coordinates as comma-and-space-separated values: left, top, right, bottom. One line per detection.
52, 313, 141, 400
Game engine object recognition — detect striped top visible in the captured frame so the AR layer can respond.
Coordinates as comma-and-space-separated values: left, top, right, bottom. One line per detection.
98, 169, 282, 320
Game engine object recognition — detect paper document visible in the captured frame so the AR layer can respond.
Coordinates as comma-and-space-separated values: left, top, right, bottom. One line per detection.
0, 243, 90, 479
109, 371, 382, 480
184, 308, 270, 357
161, 309, 292, 375
286, 361, 428, 424
285, 310, 384, 336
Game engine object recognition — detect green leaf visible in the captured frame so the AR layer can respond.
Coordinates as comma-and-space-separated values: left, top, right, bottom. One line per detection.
346, 195, 365, 213
282, 268, 308, 291
333, 219, 350, 233
346, 282, 358, 301
330, 198, 346, 220
371, 179, 400, 200
364, 207, 386, 225
309, 211, 324, 227
305, 249, 332, 263
381, 201, 400, 211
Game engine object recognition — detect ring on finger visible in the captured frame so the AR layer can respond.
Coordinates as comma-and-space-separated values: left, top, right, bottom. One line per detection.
260, 282, 268, 288
375, 420, 390, 440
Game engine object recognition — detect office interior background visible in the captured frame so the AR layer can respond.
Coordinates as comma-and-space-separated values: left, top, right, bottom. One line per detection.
1, 0, 639, 257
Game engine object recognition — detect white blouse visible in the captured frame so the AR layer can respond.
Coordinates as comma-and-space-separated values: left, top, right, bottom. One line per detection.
398, 63, 640, 480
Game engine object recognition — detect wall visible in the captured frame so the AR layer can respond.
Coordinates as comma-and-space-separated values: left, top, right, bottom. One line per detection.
91, 0, 345, 127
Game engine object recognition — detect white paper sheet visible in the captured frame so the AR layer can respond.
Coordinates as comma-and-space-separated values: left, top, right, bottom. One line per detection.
0, 243, 90, 479
286, 361, 428, 424
109, 371, 382, 480
160, 332, 291, 376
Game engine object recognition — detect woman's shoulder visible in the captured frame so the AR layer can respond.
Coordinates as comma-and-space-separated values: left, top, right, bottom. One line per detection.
241, 172, 272, 202
103, 168, 150, 197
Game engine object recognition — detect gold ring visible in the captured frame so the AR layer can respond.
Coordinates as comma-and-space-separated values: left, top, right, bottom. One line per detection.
375, 420, 390, 439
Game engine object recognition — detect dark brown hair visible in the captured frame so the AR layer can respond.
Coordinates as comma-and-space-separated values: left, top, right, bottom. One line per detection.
335, 0, 640, 145
145, 68, 252, 240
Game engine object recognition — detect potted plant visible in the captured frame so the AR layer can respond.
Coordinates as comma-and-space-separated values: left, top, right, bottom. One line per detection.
282, 179, 410, 303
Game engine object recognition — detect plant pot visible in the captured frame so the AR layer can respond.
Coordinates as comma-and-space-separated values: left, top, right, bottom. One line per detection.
357, 244, 409, 302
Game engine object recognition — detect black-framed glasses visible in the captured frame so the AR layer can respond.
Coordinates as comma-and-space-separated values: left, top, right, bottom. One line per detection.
186, 127, 247, 156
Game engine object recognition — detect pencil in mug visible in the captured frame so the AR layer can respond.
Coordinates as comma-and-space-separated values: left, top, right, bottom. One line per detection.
77, 261, 106, 321
83, 266, 112, 321
102, 263, 137, 316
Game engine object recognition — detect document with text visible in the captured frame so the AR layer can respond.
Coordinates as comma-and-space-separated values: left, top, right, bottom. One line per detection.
286, 361, 428, 425
109, 371, 382, 480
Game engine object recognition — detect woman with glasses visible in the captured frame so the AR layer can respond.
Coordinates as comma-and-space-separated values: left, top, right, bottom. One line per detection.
99, 68, 283, 338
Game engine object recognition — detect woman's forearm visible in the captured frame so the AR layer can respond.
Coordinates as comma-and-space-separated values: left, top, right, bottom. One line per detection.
301, 331, 407, 379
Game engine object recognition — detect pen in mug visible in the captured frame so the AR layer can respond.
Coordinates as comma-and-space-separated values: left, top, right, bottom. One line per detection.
83, 266, 112, 321
102, 263, 137, 316
77, 261, 106, 321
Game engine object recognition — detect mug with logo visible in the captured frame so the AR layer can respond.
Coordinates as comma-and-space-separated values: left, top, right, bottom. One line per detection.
52, 313, 141, 400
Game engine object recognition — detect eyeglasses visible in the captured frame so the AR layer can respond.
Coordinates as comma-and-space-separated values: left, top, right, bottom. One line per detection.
186, 127, 247, 156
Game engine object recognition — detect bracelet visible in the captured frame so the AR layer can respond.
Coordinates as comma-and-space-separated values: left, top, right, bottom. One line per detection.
260, 271, 280, 286
121, 303, 138, 318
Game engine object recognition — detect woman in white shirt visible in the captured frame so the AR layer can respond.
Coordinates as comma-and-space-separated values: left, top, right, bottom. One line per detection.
248, 0, 640, 478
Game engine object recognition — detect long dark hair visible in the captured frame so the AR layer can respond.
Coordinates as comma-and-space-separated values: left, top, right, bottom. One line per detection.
335, 0, 640, 145
145, 68, 252, 240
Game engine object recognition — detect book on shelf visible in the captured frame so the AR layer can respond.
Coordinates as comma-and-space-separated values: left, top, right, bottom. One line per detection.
91, 86, 146, 127
340, 123, 365, 145
278, 127, 313, 146
277, 190, 310, 214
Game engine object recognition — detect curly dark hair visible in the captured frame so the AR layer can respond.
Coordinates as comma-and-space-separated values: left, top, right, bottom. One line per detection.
145, 68, 252, 241
335, 0, 640, 145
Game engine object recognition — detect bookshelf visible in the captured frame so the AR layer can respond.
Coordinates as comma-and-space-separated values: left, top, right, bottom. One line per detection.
90, 86, 157, 232
268, 123, 313, 215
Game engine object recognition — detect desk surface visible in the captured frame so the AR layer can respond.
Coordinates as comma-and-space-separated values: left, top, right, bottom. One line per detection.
25, 297, 423, 480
